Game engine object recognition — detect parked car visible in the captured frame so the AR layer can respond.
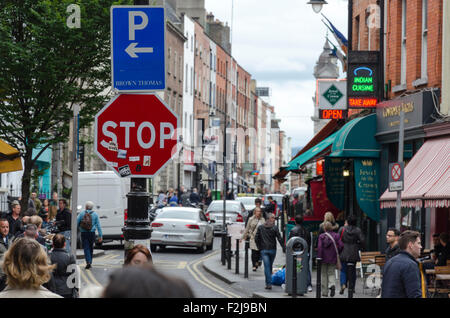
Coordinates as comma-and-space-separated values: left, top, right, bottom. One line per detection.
235, 196, 259, 214
205, 200, 247, 234
150, 207, 214, 253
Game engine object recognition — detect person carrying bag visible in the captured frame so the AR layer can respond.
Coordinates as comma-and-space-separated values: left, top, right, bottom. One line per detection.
317, 221, 344, 297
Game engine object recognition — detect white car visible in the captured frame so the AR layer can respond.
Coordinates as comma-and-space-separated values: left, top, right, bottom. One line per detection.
150, 207, 215, 253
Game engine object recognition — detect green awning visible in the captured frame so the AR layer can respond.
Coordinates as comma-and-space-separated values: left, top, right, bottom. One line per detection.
329, 113, 380, 158
286, 132, 338, 171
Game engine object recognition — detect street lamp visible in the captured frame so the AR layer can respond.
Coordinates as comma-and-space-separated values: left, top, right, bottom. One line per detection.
307, 0, 328, 14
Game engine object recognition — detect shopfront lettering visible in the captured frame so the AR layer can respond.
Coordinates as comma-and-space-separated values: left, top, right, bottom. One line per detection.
382, 102, 414, 118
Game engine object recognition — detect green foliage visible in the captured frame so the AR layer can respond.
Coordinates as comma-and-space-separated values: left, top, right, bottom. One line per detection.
0, 0, 131, 157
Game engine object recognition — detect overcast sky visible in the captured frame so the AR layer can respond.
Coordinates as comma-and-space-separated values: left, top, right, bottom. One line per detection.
205, 0, 349, 150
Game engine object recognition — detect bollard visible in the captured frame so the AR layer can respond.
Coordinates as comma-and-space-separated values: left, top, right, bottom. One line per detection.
292, 254, 297, 298
235, 239, 240, 274
221, 232, 227, 266
316, 258, 322, 298
227, 235, 232, 270
348, 262, 355, 298
244, 240, 249, 278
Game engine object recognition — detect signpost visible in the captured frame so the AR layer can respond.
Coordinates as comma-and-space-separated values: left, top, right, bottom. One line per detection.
317, 79, 347, 119
389, 162, 404, 192
94, 94, 179, 177
111, 6, 166, 92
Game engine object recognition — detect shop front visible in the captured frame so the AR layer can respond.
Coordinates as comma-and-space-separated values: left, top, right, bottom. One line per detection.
379, 122, 450, 249
285, 114, 382, 250
376, 89, 439, 249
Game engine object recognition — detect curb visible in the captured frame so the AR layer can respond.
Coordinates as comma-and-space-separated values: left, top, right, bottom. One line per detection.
202, 258, 238, 285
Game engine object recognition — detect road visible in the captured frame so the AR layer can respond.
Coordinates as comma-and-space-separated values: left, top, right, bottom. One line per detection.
76, 237, 249, 298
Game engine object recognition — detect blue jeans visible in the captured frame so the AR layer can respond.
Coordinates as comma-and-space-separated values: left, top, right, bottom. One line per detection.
81, 232, 95, 265
340, 262, 347, 287
261, 249, 277, 286
61, 230, 71, 254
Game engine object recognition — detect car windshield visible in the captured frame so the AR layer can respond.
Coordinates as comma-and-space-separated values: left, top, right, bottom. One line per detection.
208, 201, 241, 212
236, 197, 257, 205
157, 210, 197, 220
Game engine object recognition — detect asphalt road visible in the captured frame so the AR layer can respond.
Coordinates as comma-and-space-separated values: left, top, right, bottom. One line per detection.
76, 237, 249, 298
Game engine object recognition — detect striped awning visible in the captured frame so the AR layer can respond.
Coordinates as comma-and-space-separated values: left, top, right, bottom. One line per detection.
379, 137, 450, 209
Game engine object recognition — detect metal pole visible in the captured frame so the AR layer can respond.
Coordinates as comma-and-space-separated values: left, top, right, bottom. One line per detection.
122, 0, 153, 261
227, 235, 232, 270
222, 61, 229, 264
235, 238, 240, 274
70, 104, 79, 258
316, 258, 322, 298
244, 240, 249, 278
395, 110, 405, 230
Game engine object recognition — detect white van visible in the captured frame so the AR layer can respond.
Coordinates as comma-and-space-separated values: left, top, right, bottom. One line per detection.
77, 171, 130, 244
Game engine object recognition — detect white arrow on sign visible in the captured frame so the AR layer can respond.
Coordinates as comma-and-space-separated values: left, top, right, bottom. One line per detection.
125, 42, 154, 58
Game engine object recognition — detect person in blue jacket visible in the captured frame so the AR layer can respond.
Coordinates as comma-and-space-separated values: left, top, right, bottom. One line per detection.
381, 230, 427, 298
77, 201, 103, 270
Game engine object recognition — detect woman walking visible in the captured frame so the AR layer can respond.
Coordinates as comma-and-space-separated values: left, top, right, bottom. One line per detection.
241, 207, 265, 271
255, 213, 284, 290
317, 221, 343, 297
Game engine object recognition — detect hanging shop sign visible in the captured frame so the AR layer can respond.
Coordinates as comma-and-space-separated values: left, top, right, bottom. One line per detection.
354, 159, 380, 222
347, 51, 380, 108
324, 157, 345, 211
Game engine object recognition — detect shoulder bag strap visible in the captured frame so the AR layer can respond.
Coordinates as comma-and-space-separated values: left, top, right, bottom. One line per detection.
325, 232, 339, 257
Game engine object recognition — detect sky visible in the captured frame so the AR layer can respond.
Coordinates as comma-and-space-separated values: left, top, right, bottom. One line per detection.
204, 0, 349, 149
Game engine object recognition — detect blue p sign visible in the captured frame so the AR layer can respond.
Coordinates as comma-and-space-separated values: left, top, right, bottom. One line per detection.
111, 6, 166, 92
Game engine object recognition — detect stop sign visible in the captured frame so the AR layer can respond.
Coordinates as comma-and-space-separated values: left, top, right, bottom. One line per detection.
94, 94, 179, 178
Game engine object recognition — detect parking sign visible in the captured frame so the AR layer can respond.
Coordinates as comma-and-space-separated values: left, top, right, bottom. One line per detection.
111, 6, 166, 92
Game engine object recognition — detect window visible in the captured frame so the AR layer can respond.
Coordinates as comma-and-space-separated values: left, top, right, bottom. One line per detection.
167, 47, 171, 74
366, 13, 371, 50
185, 32, 189, 49
185, 64, 188, 93
179, 56, 183, 82
191, 36, 194, 52
190, 67, 193, 95
174, 52, 177, 78
421, 0, 428, 79
355, 15, 360, 50
400, 0, 407, 85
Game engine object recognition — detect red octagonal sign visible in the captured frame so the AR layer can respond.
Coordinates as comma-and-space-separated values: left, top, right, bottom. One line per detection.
95, 94, 179, 178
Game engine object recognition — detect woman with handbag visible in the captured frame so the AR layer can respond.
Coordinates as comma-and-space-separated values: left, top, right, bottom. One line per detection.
317, 221, 344, 297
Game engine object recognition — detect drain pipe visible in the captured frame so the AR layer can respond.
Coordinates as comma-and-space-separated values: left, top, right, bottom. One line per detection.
442, 0, 450, 116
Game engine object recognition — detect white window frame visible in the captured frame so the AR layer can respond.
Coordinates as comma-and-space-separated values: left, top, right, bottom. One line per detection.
421, 0, 428, 79
400, 0, 407, 85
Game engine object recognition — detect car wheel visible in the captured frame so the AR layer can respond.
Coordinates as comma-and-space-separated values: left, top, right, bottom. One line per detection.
150, 244, 157, 253
197, 236, 206, 254
206, 236, 214, 251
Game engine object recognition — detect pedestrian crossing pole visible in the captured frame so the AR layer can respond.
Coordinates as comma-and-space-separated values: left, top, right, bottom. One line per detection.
121, 0, 153, 261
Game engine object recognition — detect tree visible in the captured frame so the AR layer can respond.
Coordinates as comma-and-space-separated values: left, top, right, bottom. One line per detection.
0, 0, 131, 212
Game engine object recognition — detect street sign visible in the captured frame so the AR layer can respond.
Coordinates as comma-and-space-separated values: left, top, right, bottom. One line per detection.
389, 162, 404, 192
94, 94, 179, 178
317, 79, 347, 111
111, 6, 166, 92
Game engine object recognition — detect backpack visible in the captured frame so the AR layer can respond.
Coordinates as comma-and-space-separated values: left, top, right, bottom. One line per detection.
80, 211, 93, 231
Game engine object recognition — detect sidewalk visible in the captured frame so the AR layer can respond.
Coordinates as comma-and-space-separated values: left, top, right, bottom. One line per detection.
203, 244, 379, 298
76, 249, 105, 260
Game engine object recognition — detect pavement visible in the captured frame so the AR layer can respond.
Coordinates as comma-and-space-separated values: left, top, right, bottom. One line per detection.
76, 249, 105, 260
202, 244, 380, 299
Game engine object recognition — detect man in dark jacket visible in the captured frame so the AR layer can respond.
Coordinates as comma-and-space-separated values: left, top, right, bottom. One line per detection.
49, 234, 78, 298
385, 228, 401, 261
381, 230, 425, 298
55, 199, 72, 253
338, 215, 364, 295
288, 215, 312, 291
255, 214, 284, 290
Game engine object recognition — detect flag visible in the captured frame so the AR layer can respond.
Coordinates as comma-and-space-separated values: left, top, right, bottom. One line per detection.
321, 14, 348, 55
327, 38, 347, 72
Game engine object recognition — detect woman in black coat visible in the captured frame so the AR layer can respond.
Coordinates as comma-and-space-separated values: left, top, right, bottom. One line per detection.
49, 234, 78, 298
338, 215, 364, 295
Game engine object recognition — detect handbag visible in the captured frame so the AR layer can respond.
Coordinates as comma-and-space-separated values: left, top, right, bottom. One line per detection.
324, 232, 342, 270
